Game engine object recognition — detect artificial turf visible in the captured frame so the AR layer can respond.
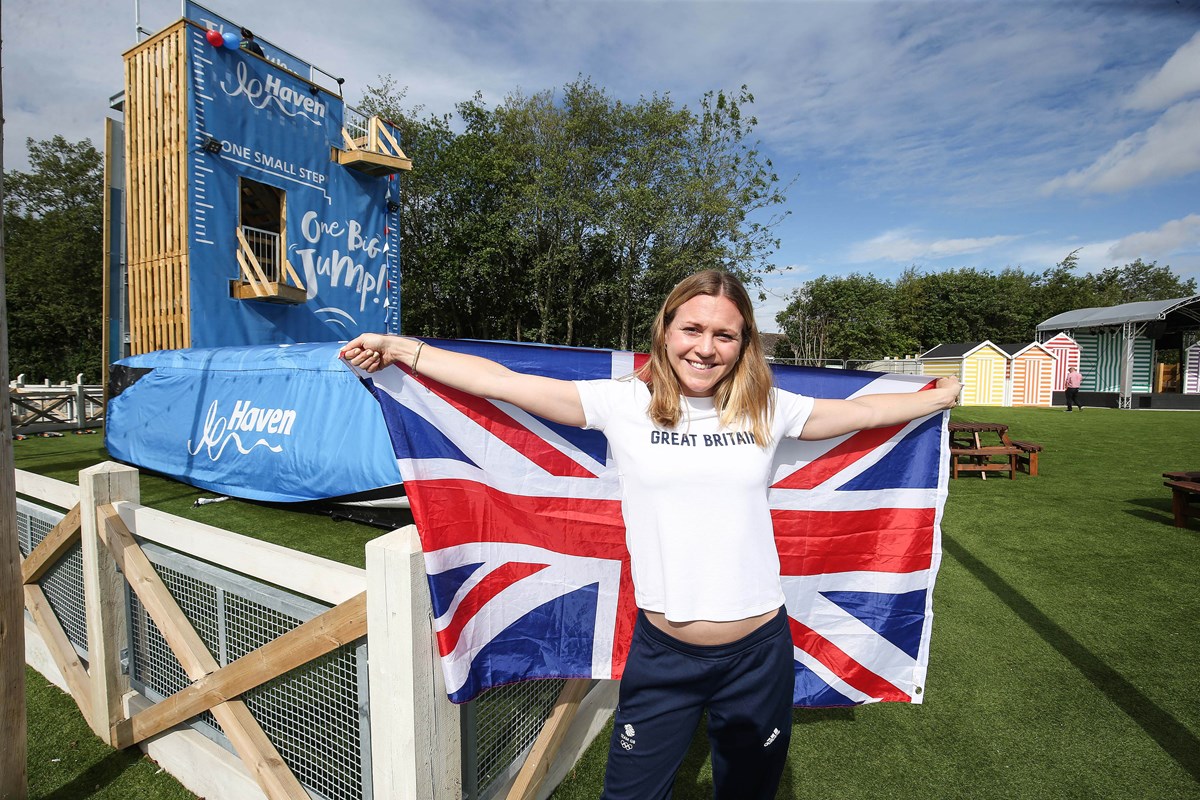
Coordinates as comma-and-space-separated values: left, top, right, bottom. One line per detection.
15, 405, 1200, 799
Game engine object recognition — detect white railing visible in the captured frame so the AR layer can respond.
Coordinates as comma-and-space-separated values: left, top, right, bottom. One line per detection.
240, 225, 282, 283
10, 375, 104, 433
340, 106, 408, 162
344, 105, 370, 144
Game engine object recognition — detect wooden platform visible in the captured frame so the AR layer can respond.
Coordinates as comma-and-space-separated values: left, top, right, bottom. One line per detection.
229, 280, 307, 304
332, 147, 413, 177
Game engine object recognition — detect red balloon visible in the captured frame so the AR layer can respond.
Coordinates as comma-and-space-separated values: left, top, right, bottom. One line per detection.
205, 29, 224, 47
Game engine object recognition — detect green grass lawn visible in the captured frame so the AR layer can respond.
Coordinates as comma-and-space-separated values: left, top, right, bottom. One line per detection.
12, 432, 383, 568
16, 406, 1200, 798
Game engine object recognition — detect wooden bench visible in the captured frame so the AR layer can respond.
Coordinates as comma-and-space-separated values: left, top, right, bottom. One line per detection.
950, 446, 1020, 479
1162, 474, 1200, 528
1010, 440, 1043, 476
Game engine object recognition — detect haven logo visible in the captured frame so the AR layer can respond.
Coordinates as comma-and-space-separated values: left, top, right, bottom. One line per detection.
188, 399, 298, 461
221, 61, 326, 125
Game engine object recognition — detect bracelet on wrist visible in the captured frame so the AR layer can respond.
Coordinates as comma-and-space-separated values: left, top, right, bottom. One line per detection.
411, 340, 425, 377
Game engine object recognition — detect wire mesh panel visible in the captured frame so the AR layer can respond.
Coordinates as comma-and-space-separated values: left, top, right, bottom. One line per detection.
17, 499, 88, 657
465, 678, 568, 800
128, 559, 223, 735
127, 541, 370, 800
226, 592, 370, 800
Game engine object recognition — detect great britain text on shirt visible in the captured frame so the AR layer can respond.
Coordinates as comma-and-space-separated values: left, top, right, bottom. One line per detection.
649, 430, 757, 447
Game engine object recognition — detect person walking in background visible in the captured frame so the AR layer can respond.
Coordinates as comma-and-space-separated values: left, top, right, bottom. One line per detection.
1065, 366, 1083, 411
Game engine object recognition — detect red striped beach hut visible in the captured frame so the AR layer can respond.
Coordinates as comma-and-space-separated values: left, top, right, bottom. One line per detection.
1040, 332, 1080, 391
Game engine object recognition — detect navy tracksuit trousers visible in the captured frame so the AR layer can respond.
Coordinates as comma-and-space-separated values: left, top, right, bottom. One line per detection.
601, 608, 794, 800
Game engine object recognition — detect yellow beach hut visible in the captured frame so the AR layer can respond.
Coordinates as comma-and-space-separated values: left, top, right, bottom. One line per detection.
920, 341, 1008, 405
999, 342, 1057, 407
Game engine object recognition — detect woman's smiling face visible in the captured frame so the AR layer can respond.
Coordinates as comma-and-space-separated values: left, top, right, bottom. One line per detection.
665, 293, 745, 397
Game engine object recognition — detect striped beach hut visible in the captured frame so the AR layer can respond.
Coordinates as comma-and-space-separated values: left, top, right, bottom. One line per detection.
1040, 332, 1081, 391
1074, 331, 1154, 393
1185, 341, 1200, 395
999, 342, 1057, 407
920, 341, 1008, 405
1037, 296, 1200, 408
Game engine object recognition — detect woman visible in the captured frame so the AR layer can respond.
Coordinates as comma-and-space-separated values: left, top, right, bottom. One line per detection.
341, 270, 960, 800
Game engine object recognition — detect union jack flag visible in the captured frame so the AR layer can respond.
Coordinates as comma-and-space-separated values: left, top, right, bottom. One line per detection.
353, 339, 948, 706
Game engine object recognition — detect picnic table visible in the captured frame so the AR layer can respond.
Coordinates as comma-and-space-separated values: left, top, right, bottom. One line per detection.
1162, 471, 1200, 528
948, 422, 1042, 479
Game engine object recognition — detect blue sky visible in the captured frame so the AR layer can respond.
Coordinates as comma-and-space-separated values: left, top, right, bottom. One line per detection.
6, 0, 1200, 332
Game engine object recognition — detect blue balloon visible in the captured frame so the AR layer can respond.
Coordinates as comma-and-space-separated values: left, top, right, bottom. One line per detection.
223, 31, 240, 49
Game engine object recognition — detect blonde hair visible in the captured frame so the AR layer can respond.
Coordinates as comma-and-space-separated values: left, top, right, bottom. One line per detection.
637, 270, 775, 446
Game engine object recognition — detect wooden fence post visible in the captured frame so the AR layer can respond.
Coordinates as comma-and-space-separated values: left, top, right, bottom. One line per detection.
79, 462, 140, 742
0, 74, 30, 794
366, 526, 461, 800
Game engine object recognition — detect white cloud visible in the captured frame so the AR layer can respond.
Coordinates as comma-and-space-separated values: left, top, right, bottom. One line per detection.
1108, 214, 1200, 260
1126, 30, 1200, 111
1042, 99, 1200, 195
847, 229, 1018, 264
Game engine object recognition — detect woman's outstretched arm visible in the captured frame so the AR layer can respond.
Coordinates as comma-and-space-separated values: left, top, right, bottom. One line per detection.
340, 333, 587, 428
799, 376, 961, 441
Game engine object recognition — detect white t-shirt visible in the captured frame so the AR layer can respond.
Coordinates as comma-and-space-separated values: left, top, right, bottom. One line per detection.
574, 377, 814, 622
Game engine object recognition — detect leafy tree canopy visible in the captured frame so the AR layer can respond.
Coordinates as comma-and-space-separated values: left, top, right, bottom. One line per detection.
775, 250, 1198, 363
359, 77, 791, 350
4, 136, 104, 383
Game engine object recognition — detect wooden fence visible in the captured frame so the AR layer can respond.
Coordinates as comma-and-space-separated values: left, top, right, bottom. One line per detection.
20, 463, 616, 800
9, 376, 104, 434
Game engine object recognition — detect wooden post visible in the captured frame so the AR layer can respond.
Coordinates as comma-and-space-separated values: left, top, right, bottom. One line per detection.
506, 681, 592, 800
1, 51, 29, 794
366, 526, 461, 800
79, 462, 140, 742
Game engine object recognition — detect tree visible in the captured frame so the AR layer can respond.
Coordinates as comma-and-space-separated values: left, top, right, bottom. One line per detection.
357, 78, 792, 350
4, 136, 104, 382
642, 87, 790, 350
778, 253, 1198, 365
359, 82, 532, 340
605, 92, 693, 349
1088, 258, 1197, 305
776, 273, 918, 363
496, 80, 617, 345
1032, 250, 1101, 324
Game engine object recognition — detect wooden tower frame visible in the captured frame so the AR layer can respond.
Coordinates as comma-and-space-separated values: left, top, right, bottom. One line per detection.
124, 22, 191, 354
